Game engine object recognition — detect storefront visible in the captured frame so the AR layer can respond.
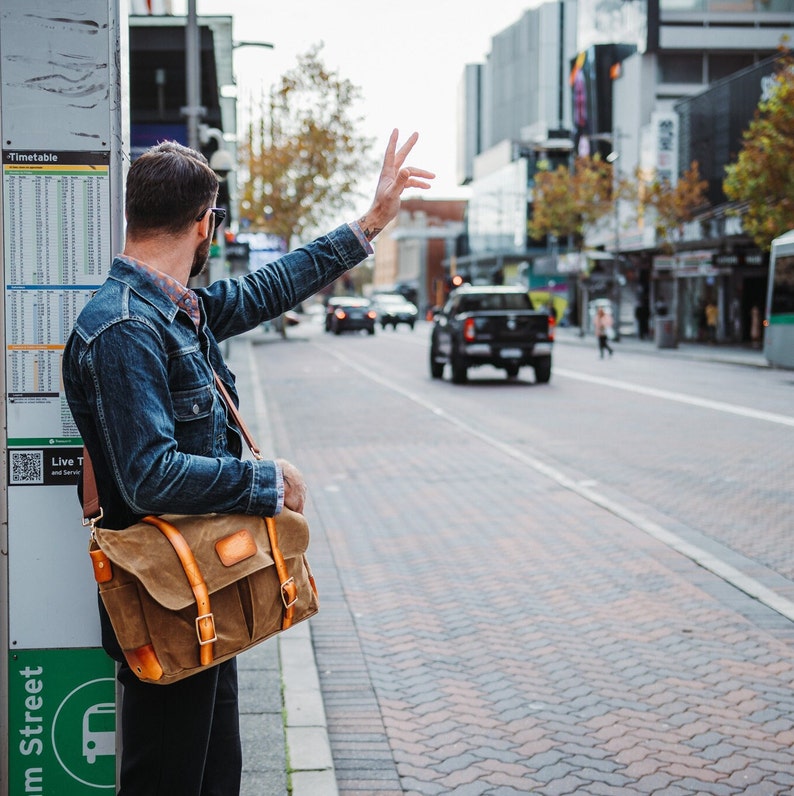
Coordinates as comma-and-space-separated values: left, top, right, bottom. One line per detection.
651, 248, 768, 343
719, 250, 768, 345
652, 251, 731, 342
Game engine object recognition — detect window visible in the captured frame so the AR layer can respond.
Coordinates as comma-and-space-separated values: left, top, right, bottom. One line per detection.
708, 54, 754, 83
658, 54, 704, 84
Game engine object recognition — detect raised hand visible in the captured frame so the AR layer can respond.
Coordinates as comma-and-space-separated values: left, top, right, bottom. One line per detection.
358, 129, 435, 241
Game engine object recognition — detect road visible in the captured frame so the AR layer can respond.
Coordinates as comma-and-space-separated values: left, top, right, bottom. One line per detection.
249, 319, 794, 795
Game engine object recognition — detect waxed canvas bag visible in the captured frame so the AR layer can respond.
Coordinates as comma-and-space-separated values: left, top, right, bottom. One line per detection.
82, 371, 318, 685
87, 508, 318, 685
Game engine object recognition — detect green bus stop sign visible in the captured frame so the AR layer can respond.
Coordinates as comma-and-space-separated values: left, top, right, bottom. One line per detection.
8, 648, 116, 793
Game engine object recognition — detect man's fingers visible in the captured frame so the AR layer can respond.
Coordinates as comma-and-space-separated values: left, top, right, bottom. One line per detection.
397, 166, 436, 190
393, 131, 419, 170
381, 128, 399, 171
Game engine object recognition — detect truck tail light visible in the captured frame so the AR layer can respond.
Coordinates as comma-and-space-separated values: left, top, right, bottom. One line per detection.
463, 317, 476, 342
547, 314, 555, 341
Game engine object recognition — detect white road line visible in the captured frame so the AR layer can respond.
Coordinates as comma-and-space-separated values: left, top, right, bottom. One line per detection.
555, 367, 794, 427
321, 345, 794, 624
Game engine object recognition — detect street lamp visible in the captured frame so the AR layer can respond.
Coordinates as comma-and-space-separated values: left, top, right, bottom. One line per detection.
587, 131, 628, 341
233, 41, 275, 50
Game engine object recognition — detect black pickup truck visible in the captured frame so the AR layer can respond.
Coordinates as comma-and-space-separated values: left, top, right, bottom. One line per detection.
429, 286, 554, 384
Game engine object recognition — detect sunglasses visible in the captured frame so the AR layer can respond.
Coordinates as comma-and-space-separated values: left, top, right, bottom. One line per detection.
195, 207, 226, 223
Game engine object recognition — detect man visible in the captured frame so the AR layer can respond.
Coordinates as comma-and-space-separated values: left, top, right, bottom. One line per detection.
63, 130, 432, 795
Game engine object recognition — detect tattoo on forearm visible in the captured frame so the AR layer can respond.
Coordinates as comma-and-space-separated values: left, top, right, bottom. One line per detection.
359, 216, 383, 241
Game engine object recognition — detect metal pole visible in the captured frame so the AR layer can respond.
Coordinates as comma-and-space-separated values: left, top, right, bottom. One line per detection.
613, 173, 621, 341
185, 0, 202, 150
609, 131, 622, 341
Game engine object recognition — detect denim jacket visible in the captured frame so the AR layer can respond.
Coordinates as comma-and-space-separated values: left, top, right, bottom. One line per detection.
63, 223, 368, 531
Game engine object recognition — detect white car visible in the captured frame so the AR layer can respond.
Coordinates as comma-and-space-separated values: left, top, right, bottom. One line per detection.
371, 294, 419, 329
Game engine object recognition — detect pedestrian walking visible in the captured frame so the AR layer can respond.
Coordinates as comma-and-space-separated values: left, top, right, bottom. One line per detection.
705, 300, 718, 343
594, 306, 614, 358
750, 304, 762, 348
635, 302, 650, 339
62, 131, 433, 796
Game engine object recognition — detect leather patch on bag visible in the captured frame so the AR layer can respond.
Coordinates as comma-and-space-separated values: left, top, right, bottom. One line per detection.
125, 644, 164, 681
215, 528, 257, 567
89, 546, 113, 583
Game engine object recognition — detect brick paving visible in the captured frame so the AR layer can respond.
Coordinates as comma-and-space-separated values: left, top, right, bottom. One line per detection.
253, 331, 794, 795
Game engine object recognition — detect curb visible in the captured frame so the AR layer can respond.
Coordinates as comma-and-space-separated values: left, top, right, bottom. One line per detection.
280, 625, 338, 796
554, 326, 770, 368
229, 331, 338, 796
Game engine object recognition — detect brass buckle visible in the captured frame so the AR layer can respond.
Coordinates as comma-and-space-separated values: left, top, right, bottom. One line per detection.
195, 613, 217, 645
280, 577, 297, 609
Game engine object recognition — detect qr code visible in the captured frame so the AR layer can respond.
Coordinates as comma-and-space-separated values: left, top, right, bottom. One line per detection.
10, 450, 44, 485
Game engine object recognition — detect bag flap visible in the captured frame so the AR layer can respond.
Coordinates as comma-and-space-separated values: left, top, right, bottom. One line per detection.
94, 509, 309, 611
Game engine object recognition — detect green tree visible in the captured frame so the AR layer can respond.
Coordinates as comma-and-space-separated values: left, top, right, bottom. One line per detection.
723, 55, 794, 250
239, 44, 376, 246
528, 155, 628, 250
643, 160, 710, 253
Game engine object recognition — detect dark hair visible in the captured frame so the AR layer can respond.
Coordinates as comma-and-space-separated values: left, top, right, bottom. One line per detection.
125, 141, 219, 237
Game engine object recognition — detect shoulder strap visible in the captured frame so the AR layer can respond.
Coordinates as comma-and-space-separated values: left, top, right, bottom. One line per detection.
213, 370, 262, 460
82, 447, 102, 526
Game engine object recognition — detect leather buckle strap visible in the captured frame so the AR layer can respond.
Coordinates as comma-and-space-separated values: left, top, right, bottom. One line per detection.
143, 515, 215, 667
265, 516, 296, 629
195, 613, 218, 646
280, 577, 298, 610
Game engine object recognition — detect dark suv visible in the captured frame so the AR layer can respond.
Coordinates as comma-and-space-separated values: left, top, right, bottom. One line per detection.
429, 286, 554, 383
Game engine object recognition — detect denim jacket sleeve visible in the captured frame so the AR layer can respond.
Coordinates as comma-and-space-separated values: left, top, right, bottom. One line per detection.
71, 318, 280, 519
198, 223, 369, 342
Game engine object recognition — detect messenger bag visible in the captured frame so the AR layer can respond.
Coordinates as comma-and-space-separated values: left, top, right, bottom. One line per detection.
81, 371, 318, 685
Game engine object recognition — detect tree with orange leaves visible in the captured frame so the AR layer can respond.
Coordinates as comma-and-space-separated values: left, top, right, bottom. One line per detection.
529, 155, 632, 250
723, 55, 794, 251
643, 161, 710, 253
238, 44, 376, 246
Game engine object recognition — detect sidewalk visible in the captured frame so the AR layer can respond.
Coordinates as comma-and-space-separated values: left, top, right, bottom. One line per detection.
227, 334, 338, 796
230, 322, 773, 796
554, 324, 770, 368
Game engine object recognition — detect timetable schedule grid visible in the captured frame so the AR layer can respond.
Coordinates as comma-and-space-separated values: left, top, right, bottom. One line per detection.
3, 151, 109, 440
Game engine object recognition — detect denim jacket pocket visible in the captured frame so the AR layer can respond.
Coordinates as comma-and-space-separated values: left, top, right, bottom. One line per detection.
172, 384, 216, 455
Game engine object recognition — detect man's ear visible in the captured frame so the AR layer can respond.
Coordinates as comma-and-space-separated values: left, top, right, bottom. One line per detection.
197, 212, 212, 239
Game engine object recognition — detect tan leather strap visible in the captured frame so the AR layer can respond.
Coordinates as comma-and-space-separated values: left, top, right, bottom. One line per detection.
142, 515, 217, 666
213, 371, 262, 460
82, 448, 102, 525
213, 374, 304, 626
265, 516, 297, 629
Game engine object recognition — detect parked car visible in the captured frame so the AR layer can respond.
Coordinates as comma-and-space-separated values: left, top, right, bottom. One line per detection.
429, 285, 554, 383
326, 297, 377, 335
324, 297, 346, 331
371, 294, 419, 329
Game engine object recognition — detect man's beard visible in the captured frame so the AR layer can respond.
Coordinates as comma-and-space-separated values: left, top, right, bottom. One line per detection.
190, 233, 212, 279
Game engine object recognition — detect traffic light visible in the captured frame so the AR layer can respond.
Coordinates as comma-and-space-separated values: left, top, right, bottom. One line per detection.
446, 273, 470, 291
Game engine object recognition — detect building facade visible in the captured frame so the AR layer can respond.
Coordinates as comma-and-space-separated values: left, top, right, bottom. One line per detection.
372, 199, 466, 313
458, 0, 794, 340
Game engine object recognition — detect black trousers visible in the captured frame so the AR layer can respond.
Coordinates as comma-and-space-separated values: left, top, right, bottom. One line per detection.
116, 659, 242, 796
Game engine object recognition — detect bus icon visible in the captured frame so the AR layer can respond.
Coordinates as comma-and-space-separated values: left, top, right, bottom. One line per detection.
82, 702, 115, 764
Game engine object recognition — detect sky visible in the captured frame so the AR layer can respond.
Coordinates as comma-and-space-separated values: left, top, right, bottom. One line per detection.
172, 1, 537, 216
